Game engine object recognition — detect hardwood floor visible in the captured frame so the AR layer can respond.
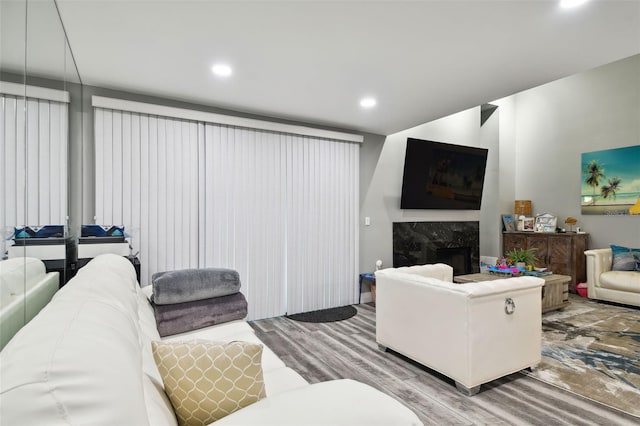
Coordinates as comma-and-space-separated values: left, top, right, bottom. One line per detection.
249, 303, 638, 426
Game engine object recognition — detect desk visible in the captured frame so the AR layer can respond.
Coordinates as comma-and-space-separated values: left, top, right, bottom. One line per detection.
359, 273, 375, 304
454, 272, 570, 313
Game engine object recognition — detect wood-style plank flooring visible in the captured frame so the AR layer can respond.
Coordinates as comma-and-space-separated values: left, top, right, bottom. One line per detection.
249, 303, 638, 425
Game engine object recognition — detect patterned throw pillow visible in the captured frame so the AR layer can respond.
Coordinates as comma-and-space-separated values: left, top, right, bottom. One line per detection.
610, 245, 640, 272
152, 340, 266, 426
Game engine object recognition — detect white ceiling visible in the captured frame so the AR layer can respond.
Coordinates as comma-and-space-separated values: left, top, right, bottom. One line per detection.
52, 0, 640, 135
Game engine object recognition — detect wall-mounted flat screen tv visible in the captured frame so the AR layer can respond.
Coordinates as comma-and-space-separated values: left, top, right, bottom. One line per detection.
400, 138, 488, 210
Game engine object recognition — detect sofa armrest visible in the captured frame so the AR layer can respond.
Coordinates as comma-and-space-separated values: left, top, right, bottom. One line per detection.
585, 248, 612, 294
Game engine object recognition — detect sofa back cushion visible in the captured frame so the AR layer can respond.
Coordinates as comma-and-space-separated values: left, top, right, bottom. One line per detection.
0, 254, 151, 426
380, 263, 453, 282
0, 298, 149, 425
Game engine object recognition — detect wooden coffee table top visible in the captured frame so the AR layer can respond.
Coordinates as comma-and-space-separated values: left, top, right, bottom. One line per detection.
453, 272, 571, 284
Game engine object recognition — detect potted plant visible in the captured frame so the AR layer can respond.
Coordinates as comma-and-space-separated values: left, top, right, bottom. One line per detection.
506, 248, 538, 269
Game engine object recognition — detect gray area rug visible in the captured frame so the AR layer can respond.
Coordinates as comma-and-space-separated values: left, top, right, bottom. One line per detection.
523, 295, 640, 417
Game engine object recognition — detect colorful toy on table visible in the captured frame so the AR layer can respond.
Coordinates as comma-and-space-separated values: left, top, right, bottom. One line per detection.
487, 266, 523, 276
488, 257, 524, 276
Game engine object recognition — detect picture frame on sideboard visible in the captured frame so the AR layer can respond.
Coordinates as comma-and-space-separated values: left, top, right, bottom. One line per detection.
522, 217, 535, 231
534, 213, 557, 233
502, 214, 516, 232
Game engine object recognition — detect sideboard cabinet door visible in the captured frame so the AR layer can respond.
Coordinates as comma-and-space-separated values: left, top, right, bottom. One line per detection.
547, 236, 572, 277
502, 232, 588, 287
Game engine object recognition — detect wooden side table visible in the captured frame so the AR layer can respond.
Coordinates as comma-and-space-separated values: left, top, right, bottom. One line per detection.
453, 273, 570, 313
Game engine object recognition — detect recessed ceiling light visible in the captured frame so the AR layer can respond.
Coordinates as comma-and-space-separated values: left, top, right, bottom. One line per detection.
360, 97, 377, 108
211, 64, 232, 77
559, 0, 589, 9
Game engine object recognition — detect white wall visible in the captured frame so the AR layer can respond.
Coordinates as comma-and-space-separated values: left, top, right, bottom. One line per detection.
505, 54, 640, 249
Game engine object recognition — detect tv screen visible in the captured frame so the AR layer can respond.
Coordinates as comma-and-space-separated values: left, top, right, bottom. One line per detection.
400, 138, 488, 210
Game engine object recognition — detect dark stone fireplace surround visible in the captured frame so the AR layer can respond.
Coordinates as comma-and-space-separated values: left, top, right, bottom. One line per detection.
393, 221, 480, 276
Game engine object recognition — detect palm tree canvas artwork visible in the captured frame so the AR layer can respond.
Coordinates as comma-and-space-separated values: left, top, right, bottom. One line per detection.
581, 145, 640, 215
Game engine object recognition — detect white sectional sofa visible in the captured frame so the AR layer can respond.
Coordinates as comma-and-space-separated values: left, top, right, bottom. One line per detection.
585, 248, 640, 307
0, 254, 422, 425
375, 263, 544, 395
0, 257, 59, 350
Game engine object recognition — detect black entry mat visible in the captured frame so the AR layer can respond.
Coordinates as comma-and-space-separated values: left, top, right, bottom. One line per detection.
286, 305, 357, 323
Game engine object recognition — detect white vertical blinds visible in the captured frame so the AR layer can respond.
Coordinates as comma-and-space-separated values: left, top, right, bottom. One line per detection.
202, 125, 288, 320
1, 94, 68, 257
284, 135, 360, 314
94, 106, 359, 320
94, 109, 202, 286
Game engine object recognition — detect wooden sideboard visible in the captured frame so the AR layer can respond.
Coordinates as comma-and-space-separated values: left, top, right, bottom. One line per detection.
503, 232, 588, 288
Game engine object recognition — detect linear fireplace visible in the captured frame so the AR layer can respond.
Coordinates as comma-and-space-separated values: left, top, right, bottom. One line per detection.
393, 221, 480, 275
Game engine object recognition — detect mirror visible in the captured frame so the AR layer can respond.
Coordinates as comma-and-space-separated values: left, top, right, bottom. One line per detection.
0, 0, 82, 350
0, 0, 26, 258
0, 0, 28, 351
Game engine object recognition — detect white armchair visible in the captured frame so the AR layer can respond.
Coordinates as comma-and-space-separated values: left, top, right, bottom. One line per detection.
375, 263, 543, 395
585, 248, 640, 307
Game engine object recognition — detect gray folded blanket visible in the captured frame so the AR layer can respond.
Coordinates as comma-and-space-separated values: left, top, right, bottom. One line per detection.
153, 292, 248, 337
152, 268, 240, 305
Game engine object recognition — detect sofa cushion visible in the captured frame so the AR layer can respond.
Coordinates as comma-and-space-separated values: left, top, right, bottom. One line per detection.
152, 268, 241, 305
611, 244, 640, 271
600, 271, 640, 292
262, 367, 309, 396
152, 340, 266, 426
214, 379, 422, 426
